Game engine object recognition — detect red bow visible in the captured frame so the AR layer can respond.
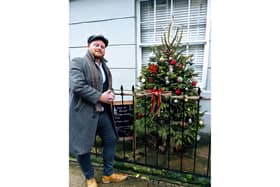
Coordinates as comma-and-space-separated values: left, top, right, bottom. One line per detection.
148, 89, 163, 115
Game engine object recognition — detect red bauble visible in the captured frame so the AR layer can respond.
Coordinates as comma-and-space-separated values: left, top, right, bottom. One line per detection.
169, 59, 177, 65
178, 63, 183, 69
191, 80, 197, 86
148, 64, 158, 74
148, 77, 153, 83
175, 89, 181, 95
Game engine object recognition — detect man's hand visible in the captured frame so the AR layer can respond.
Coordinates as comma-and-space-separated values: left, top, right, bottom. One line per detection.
99, 90, 115, 104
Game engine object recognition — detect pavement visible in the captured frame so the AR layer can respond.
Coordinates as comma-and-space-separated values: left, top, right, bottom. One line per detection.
69, 161, 201, 187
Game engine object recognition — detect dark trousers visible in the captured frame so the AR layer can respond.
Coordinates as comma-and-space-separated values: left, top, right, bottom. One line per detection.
77, 111, 117, 179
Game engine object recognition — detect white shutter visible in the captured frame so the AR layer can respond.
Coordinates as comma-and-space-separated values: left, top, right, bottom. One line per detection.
173, 0, 188, 41
186, 44, 204, 82
140, 0, 155, 43
188, 0, 207, 41
155, 0, 171, 42
142, 47, 153, 67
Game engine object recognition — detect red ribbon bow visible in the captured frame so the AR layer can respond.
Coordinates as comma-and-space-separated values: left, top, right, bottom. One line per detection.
149, 89, 163, 115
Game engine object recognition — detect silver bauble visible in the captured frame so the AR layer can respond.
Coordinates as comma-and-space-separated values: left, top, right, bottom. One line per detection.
177, 76, 183, 82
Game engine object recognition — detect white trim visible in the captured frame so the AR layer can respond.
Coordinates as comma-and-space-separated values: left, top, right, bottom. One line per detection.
136, 0, 142, 87
200, 88, 211, 96
199, 0, 211, 89
139, 40, 206, 47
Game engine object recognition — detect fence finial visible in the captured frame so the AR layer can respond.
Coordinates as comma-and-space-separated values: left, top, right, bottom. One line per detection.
120, 85, 124, 96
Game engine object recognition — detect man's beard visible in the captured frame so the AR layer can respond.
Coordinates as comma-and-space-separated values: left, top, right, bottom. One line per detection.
93, 51, 104, 59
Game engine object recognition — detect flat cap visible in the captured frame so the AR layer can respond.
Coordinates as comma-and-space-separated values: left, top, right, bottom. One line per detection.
87, 34, 109, 47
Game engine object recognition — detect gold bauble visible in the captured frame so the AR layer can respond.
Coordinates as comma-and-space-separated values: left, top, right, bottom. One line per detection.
159, 56, 165, 62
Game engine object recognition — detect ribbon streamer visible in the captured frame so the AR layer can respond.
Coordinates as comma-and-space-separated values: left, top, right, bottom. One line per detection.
150, 89, 162, 115
143, 89, 172, 116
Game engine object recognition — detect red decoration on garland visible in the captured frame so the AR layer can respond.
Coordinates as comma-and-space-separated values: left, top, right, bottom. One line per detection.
148, 77, 153, 83
169, 59, 177, 65
175, 89, 181, 95
148, 64, 158, 74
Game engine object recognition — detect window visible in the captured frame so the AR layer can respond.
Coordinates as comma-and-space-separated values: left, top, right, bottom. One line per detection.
138, 0, 209, 87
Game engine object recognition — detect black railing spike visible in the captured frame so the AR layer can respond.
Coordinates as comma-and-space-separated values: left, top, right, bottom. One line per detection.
132, 85, 134, 92
120, 85, 123, 96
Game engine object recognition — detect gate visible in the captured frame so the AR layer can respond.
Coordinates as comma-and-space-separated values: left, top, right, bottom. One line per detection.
92, 85, 211, 183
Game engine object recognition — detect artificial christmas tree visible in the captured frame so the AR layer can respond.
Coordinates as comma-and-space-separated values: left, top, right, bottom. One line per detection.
135, 24, 205, 152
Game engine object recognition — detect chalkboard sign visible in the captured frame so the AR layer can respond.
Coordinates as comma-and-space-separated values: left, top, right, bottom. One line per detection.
113, 101, 134, 137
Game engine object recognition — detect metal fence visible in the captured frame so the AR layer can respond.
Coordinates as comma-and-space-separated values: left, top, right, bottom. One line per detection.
93, 85, 211, 179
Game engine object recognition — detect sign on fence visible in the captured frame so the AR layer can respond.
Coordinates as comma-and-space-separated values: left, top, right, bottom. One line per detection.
113, 101, 134, 137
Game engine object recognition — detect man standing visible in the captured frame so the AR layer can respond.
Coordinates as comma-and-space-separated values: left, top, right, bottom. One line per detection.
69, 35, 128, 187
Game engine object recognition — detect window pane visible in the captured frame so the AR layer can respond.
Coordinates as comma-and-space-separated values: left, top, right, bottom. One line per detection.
173, 0, 189, 41
155, 0, 171, 42
189, 0, 207, 41
140, 0, 155, 43
140, 0, 208, 43
186, 44, 204, 82
141, 47, 152, 67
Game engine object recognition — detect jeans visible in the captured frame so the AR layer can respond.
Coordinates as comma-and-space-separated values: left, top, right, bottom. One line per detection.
77, 111, 117, 179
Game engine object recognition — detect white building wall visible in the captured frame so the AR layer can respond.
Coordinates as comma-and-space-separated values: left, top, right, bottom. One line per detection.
69, 0, 136, 91
69, 0, 135, 23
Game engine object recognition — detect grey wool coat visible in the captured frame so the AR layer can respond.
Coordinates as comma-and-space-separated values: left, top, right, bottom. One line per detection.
69, 50, 117, 156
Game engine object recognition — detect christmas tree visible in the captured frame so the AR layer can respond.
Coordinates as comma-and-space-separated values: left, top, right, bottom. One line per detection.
136, 23, 205, 151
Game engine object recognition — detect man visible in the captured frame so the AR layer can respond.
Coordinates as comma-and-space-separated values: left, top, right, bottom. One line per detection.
69, 34, 128, 187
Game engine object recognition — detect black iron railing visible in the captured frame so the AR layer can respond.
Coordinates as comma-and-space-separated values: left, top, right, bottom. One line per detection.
93, 85, 211, 179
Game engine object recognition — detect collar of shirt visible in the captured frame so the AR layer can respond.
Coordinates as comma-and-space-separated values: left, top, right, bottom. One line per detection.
95, 62, 106, 83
